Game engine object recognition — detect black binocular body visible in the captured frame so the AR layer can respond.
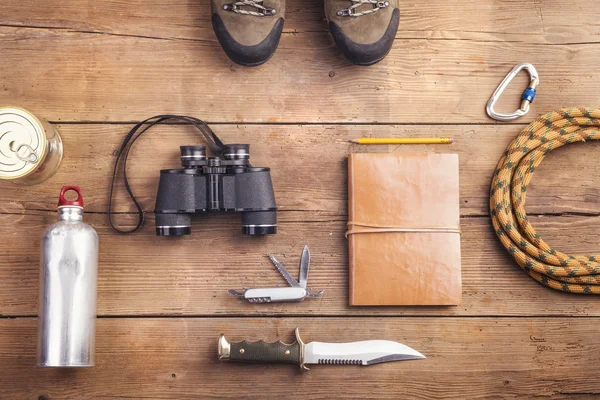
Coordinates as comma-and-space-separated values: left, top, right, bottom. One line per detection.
154, 145, 277, 236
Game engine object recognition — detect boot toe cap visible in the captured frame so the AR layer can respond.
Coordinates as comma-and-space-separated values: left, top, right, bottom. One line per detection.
212, 14, 284, 66
329, 8, 399, 66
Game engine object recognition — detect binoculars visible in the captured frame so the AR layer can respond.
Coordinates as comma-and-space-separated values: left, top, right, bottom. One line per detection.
154, 144, 277, 236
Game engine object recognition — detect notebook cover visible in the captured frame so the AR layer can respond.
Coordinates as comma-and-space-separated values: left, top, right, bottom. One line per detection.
348, 153, 462, 306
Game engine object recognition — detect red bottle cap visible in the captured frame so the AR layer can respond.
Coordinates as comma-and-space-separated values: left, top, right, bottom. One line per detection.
58, 186, 84, 208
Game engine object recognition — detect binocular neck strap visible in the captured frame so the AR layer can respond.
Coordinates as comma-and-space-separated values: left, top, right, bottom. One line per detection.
108, 115, 226, 234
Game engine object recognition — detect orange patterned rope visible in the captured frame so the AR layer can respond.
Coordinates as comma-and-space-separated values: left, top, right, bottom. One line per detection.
490, 107, 600, 294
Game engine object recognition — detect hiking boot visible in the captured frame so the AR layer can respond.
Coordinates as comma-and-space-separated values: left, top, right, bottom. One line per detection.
211, 0, 285, 66
325, 0, 399, 65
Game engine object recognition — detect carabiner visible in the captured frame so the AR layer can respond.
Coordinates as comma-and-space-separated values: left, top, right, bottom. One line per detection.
486, 63, 539, 121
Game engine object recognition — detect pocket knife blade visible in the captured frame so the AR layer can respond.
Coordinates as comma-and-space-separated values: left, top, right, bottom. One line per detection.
298, 245, 310, 289
268, 254, 301, 288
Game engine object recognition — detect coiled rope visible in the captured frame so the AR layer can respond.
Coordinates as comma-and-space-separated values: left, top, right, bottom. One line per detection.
490, 107, 600, 294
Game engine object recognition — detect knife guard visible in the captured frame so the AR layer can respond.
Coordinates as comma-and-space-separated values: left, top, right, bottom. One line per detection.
219, 327, 308, 370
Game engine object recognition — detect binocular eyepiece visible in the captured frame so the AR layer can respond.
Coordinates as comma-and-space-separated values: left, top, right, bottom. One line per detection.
180, 144, 250, 168
154, 144, 277, 237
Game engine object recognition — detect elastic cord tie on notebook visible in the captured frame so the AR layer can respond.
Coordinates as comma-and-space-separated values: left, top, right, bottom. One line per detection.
345, 222, 461, 238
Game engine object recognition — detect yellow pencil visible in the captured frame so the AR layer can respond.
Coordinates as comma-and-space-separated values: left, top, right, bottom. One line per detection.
349, 137, 454, 145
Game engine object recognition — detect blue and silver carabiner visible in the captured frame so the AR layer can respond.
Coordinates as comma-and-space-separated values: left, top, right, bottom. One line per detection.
486, 62, 539, 122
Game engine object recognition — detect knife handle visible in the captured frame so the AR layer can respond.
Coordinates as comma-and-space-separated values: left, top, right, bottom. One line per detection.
219, 328, 308, 369
243, 287, 307, 303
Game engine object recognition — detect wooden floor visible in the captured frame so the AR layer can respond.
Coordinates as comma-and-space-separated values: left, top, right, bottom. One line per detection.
2, 0, 600, 398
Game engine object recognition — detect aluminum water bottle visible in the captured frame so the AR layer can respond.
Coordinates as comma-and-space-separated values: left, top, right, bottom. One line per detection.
37, 186, 98, 367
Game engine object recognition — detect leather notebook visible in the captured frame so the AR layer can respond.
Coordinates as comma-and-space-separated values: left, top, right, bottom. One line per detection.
347, 153, 462, 306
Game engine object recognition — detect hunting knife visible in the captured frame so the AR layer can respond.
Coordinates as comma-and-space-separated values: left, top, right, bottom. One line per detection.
218, 328, 425, 370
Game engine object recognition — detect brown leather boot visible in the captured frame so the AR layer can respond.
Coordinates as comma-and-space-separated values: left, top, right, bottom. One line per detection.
325, 0, 399, 65
211, 0, 285, 66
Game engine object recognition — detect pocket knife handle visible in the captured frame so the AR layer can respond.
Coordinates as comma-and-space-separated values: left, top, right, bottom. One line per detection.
243, 287, 307, 303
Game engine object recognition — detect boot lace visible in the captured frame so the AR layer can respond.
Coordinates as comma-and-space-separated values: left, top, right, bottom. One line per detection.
337, 0, 389, 17
223, 0, 276, 16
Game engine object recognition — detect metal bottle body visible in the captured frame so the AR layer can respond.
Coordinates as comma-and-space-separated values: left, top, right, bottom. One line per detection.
37, 206, 98, 367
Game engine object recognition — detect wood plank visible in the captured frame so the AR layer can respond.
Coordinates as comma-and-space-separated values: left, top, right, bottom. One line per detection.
1, 0, 599, 123
2, 2, 599, 398
1, 317, 599, 399
1, 124, 599, 217
2, 212, 600, 317
2, 0, 598, 43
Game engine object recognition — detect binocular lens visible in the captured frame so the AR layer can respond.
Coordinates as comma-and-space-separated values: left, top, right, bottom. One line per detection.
180, 146, 206, 167
155, 213, 192, 236
223, 144, 250, 161
243, 225, 277, 235
241, 210, 277, 236
156, 226, 191, 236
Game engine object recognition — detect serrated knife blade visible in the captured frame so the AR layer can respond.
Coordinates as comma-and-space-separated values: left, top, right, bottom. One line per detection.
304, 340, 425, 365
268, 254, 301, 288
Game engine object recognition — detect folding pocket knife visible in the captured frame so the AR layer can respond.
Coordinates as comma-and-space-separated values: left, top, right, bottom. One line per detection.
229, 245, 324, 303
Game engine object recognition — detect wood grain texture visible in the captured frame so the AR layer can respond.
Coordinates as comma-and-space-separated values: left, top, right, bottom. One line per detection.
1, 1, 599, 122
2, 1, 600, 398
1, 317, 599, 399
0, 124, 599, 217
2, 0, 599, 43
2, 212, 600, 317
